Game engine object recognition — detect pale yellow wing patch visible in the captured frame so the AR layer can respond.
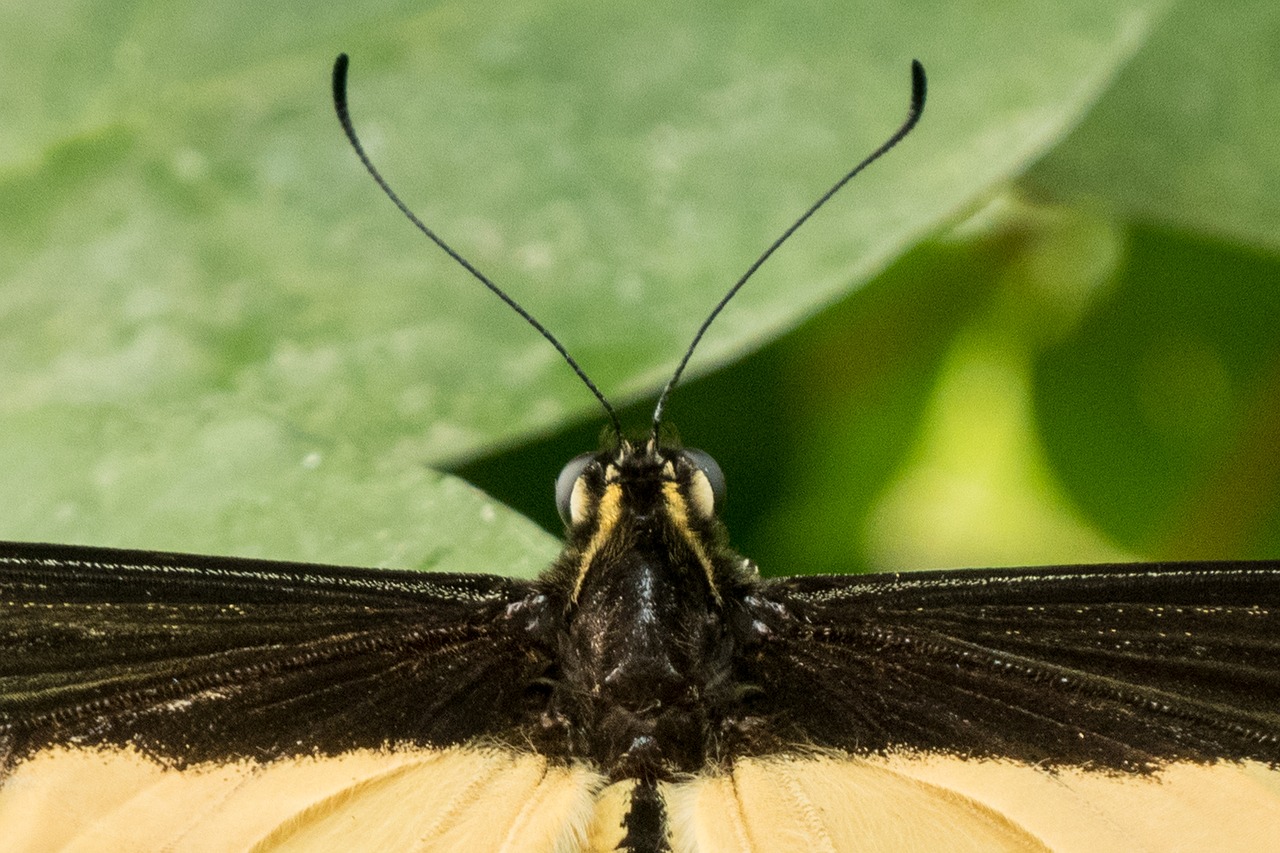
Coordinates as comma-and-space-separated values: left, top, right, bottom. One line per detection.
9, 748, 1279, 851
0, 747, 605, 853
665, 754, 1280, 853
0, 746, 418, 852
882, 754, 1280, 853
664, 755, 1047, 853
584, 780, 634, 852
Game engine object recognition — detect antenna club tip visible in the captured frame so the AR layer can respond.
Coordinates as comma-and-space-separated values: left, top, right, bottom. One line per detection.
333, 54, 351, 98
909, 59, 927, 111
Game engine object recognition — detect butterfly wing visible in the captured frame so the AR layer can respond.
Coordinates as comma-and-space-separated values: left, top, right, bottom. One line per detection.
9, 548, 1280, 851
745, 561, 1280, 769
662, 753, 1280, 852
0, 540, 553, 766
0, 542, 627, 852
656, 562, 1280, 852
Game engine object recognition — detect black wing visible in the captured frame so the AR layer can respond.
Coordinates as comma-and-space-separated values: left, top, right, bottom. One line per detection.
746, 561, 1280, 770
0, 541, 551, 768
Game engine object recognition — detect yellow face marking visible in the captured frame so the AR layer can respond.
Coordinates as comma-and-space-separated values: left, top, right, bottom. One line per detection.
570, 483, 623, 604
662, 480, 721, 605
568, 468, 721, 606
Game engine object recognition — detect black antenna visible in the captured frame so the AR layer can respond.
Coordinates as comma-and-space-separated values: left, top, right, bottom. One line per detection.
332, 54, 622, 437
650, 60, 928, 437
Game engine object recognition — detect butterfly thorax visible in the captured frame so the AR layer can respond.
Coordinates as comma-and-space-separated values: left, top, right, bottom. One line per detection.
536, 442, 759, 780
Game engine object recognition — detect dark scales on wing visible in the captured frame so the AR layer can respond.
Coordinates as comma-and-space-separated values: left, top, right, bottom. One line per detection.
0, 544, 548, 766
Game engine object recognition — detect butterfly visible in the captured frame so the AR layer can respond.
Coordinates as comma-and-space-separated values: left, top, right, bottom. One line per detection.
1, 54, 1277, 853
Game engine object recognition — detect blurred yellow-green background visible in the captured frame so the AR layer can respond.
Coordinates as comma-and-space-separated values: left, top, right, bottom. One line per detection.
2, 0, 1276, 577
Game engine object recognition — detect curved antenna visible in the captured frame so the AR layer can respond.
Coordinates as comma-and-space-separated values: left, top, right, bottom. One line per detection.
650, 60, 928, 437
332, 54, 622, 436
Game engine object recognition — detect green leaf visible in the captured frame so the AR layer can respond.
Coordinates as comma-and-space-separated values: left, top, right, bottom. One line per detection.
1026, 0, 1280, 252
1, 0, 1168, 572
0, 404, 559, 573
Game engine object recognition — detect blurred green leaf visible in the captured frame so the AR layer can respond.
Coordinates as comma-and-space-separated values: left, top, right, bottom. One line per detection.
1034, 225, 1280, 559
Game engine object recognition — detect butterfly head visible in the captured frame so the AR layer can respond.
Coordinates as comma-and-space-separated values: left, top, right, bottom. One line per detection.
555, 438, 725, 530
548, 438, 740, 612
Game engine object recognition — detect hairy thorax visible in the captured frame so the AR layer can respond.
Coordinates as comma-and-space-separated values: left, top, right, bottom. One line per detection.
552, 541, 740, 779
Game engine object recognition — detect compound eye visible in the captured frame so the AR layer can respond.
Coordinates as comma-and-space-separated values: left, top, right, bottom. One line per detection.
682, 448, 726, 517
555, 452, 596, 526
